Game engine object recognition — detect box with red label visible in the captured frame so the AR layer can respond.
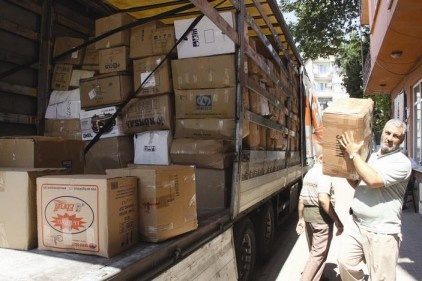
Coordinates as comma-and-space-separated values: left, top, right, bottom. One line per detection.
37, 174, 138, 258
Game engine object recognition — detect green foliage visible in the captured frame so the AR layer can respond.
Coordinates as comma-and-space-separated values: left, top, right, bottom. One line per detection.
372, 95, 391, 132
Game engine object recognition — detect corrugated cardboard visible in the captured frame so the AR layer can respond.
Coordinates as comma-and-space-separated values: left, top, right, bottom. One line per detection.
0, 168, 67, 250
79, 72, 133, 109
69, 69, 96, 87
45, 89, 81, 119
82, 41, 99, 66
175, 88, 236, 119
174, 118, 235, 139
171, 55, 236, 89
122, 94, 174, 134
133, 130, 172, 165
44, 119, 82, 140
37, 175, 138, 258
322, 98, 374, 179
170, 138, 235, 169
0, 136, 84, 174
151, 27, 176, 56
106, 165, 198, 242
196, 168, 231, 209
84, 136, 134, 174
51, 64, 73, 91
99, 46, 131, 74
133, 56, 172, 96
95, 12, 134, 50
79, 106, 126, 141
53, 36, 84, 65
130, 20, 166, 59
174, 12, 235, 59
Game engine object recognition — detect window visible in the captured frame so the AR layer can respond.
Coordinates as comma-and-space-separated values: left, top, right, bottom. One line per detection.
413, 80, 422, 164
318, 64, 330, 74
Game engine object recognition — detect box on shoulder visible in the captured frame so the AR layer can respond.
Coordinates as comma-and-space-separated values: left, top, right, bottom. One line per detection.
106, 165, 198, 242
95, 12, 134, 50
0, 168, 67, 250
133, 55, 172, 97
53, 36, 85, 65
37, 174, 138, 258
171, 55, 236, 89
79, 72, 133, 109
99, 46, 131, 74
84, 136, 134, 174
121, 94, 174, 134
0, 136, 84, 174
79, 106, 126, 141
322, 98, 374, 180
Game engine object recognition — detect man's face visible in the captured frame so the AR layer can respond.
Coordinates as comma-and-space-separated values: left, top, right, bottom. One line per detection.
380, 123, 404, 154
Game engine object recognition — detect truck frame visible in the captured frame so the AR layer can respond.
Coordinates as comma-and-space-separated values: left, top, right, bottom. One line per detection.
0, 1, 321, 280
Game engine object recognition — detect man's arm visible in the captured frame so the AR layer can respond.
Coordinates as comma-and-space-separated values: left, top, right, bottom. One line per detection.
296, 197, 305, 235
318, 193, 343, 235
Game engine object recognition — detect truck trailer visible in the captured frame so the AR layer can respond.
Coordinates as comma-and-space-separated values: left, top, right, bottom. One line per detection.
0, 0, 322, 280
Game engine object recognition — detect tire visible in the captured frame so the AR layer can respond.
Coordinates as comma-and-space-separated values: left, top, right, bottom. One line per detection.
234, 217, 256, 281
253, 202, 275, 263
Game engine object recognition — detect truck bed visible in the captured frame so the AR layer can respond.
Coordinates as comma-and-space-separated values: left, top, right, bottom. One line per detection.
0, 208, 231, 281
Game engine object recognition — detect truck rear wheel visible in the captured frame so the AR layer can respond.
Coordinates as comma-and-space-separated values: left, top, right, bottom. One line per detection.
234, 217, 256, 281
254, 202, 275, 263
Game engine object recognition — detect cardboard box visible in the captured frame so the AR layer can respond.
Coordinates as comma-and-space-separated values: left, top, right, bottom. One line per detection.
51, 64, 73, 91
79, 72, 133, 109
0, 168, 67, 250
53, 36, 84, 65
80, 106, 126, 141
171, 55, 236, 89
84, 136, 134, 174
174, 118, 235, 139
133, 130, 172, 165
122, 94, 174, 134
196, 168, 230, 209
70, 69, 96, 87
37, 174, 138, 258
175, 87, 236, 119
170, 138, 235, 169
106, 165, 198, 242
152, 27, 176, 56
44, 119, 82, 140
133, 56, 172, 96
95, 12, 134, 50
99, 46, 131, 74
45, 89, 81, 119
0, 136, 84, 174
82, 41, 99, 66
174, 12, 235, 59
130, 20, 166, 59
322, 98, 374, 180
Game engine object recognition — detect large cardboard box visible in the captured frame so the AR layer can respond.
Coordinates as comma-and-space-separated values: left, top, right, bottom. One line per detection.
133, 56, 172, 96
322, 98, 374, 180
130, 20, 166, 59
69, 69, 96, 87
174, 118, 235, 139
175, 88, 236, 119
133, 130, 172, 165
171, 55, 236, 89
152, 27, 176, 56
0, 168, 67, 250
106, 165, 198, 242
95, 12, 134, 50
53, 36, 84, 65
0, 136, 84, 174
122, 94, 174, 134
44, 119, 82, 140
80, 106, 126, 141
79, 72, 133, 109
51, 64, 73, 91
99, 46, 131, 74
196, 168, 230, 209
37, 175, 138, 258
84, 136, 134, 174
82, 41, 99, 66
170, 138, 235, 169
174, 12, 235, 59
45, 89, 81, 119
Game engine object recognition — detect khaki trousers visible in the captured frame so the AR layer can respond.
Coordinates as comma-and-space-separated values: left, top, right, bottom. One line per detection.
337, 219, 400, 281
301, 222, 333, 281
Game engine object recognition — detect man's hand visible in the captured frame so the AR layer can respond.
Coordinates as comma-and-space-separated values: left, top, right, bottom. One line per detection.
335, 220, 344, 236
338, 131, 364, 157
296, 218, 305, 235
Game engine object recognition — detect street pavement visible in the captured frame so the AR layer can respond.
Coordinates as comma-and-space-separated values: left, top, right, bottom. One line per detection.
254, 177, 422, 281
